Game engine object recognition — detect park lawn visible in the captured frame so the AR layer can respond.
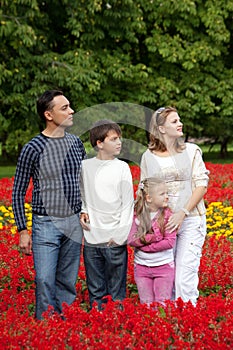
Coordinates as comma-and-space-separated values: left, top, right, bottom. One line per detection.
0, 166, 16, 179
0, 148, 233, 179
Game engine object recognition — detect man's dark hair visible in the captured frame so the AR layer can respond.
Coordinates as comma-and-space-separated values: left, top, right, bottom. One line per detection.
90, 119, 122, 148
37, 90, 63, 121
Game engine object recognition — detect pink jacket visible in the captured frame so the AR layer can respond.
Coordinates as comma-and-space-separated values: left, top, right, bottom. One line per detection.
127, 208, 176, 252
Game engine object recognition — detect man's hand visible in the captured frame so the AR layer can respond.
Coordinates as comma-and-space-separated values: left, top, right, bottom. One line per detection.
80, 212, 90, 231
19, 230, 32, 255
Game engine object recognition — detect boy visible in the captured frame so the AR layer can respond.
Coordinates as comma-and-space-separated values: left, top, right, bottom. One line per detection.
80, 119, 134, 309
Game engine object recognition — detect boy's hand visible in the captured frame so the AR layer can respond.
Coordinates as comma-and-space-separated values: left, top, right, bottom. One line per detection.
80, 212, 90, 230
107, 239, 118, 247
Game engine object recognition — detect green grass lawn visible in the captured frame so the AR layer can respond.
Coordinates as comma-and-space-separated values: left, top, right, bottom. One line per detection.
199, 143, 233, 164
0, 145, 232, 179
203, 151, 233, 164
0, 166, 16, 179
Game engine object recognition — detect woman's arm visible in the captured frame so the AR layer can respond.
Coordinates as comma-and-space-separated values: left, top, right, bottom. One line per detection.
166, 186, 207, 232
166, 147, 209, 232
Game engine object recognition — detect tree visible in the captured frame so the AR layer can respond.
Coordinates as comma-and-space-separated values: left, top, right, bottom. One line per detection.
0, 0, 103, 161
1, 0, 233, 161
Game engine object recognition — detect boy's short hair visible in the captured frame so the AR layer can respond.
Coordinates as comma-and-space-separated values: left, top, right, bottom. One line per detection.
90, 119, 122, 148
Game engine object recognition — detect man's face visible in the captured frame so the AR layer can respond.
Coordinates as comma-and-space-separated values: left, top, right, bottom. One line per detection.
46, 95, 74, 128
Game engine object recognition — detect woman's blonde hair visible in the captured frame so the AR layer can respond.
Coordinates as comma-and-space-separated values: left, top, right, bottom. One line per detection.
134, 177, 167, 244
148, 106, 185, 152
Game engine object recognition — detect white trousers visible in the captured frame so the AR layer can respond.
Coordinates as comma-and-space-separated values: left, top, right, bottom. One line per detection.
174, 215, 207, 305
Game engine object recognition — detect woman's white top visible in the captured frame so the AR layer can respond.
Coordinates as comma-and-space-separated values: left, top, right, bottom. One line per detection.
140, 143, 209, 216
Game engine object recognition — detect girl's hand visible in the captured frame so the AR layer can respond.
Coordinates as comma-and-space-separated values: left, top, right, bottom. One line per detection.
80, 212, 90, 231
166, 211, 186, 233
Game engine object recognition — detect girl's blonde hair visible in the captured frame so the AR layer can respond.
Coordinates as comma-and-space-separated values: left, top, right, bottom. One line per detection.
148, 106, 185, 152
134, 177, 167, 244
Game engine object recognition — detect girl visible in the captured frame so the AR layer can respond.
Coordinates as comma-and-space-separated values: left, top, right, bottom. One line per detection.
140, 106, 209, 305
127, 177, 176, 306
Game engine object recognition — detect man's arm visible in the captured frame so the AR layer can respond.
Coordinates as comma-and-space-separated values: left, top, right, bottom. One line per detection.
12, 144, 35, 252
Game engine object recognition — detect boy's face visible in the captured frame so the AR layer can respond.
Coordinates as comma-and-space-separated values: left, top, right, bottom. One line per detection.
97, 130, 122, 159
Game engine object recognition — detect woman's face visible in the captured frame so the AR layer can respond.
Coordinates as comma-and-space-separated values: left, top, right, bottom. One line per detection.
160, 111, 183, 138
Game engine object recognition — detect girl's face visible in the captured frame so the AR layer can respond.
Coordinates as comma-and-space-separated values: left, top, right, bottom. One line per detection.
146, 183, 169, 211
159, 111, 183, 138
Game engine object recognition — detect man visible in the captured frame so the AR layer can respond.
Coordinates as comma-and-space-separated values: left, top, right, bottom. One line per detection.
12, 90, 86, 319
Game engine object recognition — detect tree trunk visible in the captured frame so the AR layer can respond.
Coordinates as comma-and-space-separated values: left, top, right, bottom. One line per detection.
220, 137, 229, 157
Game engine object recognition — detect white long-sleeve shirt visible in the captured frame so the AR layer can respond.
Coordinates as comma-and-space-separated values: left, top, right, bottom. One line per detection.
80, 157, 134, 245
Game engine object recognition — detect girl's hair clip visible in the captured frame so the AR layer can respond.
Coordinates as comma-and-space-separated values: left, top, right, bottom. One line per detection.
138, 182, 144, 190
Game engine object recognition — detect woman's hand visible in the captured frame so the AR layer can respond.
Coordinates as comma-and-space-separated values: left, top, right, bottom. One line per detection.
166, 211, 186, 233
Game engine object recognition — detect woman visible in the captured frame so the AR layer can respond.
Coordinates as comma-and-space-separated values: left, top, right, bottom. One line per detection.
140, 106, 209, 305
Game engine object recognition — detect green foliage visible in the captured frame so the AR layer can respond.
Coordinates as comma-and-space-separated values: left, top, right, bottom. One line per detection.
1, 0, 233, 160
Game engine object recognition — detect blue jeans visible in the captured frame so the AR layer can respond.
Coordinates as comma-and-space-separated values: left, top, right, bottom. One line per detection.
83, 244, 128, 309
32, 214, 83, 319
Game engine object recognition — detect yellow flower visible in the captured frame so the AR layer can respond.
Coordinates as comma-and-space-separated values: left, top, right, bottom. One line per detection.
206, 201, 233, 239
210, 202, 222, 206
0, 206, 8, 213
10, 227, 17, 235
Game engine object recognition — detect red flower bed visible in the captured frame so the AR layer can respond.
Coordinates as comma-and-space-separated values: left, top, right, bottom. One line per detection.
0, 163, 233, 348
0, 228, 233, 348
129, 163, 233, 204
0, 163, 232, 206
0, 177, 32, 206
204, 163, 233, 205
